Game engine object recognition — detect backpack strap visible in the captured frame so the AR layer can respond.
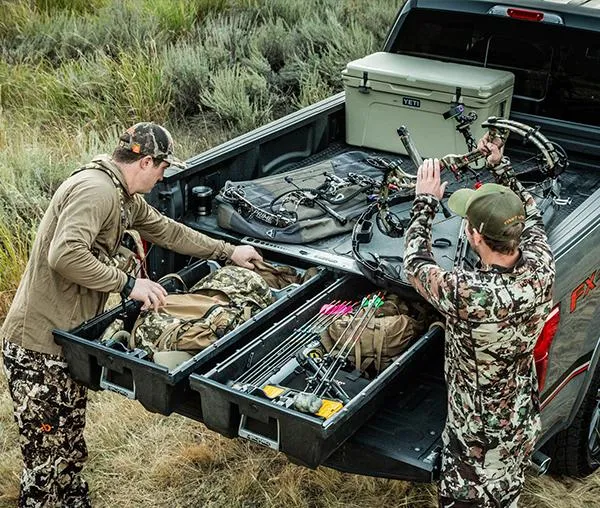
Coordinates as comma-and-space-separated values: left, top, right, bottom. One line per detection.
353, 326, 363, 374
72, 160, 129, 233
157, 273, 188, 292
373, 320, 385, 374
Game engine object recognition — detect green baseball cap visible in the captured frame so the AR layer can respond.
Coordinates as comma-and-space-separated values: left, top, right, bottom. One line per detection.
448, 183, 525, 241
118, 122, 186, 169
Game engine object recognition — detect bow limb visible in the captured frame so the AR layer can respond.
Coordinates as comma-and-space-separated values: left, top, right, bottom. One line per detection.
482, 117, 567, 176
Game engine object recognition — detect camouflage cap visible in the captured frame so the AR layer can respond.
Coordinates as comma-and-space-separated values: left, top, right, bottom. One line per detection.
448, 183, 525, 241
118, 122, 186, 169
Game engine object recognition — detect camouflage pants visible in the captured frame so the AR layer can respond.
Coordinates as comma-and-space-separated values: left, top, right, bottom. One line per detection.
2, 340, 90, 508
438, 424, 537, 508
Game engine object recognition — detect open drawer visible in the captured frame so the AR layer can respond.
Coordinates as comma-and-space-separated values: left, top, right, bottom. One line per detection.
53, 258, 331, 418
189, 275, 444, 468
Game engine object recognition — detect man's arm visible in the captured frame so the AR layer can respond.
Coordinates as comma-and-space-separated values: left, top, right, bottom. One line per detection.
479, 136, 552, 260
404, 159, 458, 316
48, 180, 128, 293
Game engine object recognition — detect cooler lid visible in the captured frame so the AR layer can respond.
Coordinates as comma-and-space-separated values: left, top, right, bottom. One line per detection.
343, 53, 514, 99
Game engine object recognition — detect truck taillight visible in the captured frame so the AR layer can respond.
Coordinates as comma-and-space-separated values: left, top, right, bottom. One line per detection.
534, 304, 561, 391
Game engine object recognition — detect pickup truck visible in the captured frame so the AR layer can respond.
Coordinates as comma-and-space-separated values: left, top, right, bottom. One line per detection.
61, 0, 600, 484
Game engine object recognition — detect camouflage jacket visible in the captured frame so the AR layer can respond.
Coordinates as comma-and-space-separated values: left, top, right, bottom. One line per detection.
404, 170, 555, 488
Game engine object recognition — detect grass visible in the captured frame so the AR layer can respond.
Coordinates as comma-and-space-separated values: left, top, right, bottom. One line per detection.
1, 376, 600, 507
1, 0, 600, 506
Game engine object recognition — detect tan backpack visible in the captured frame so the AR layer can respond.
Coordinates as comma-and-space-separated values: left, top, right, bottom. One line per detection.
130, 265, 273, 359
320, 294, 429, 376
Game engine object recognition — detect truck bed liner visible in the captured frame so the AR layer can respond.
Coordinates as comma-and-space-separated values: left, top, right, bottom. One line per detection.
185, 142, 596, 276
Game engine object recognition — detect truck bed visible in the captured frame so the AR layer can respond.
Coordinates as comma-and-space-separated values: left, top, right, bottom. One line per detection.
184, 141, 599, 275
178, 141, 600, 480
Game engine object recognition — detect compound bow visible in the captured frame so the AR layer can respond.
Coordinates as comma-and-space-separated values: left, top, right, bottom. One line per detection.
219, 170, 385, 229
401, 117, 569, 181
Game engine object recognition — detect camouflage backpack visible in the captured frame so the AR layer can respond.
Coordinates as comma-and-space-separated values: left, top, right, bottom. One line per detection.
320, 294, 430, 376
130, 265, 273, 359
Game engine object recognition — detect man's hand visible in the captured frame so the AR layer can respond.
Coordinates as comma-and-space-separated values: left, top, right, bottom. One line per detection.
130, 278, 168, 311
477, 131, 505, 167
230, 245, 263, 269
416, 158, 447, 200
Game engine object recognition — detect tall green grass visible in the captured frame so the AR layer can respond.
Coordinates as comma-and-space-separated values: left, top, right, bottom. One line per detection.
0, 0, 397, 134
0, 0, 400, 307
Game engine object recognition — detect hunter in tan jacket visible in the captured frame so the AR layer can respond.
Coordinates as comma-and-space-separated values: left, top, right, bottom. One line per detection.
1, 122, 262, 507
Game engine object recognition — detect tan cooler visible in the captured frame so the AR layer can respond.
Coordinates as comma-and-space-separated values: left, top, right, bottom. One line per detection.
343, 53, 515, 158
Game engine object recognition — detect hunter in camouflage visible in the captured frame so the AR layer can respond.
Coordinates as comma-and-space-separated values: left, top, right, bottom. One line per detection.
1, 122, 262, 506
404, 138, 555, 507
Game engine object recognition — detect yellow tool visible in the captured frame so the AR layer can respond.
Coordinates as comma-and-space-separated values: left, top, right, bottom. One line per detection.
262, 384, 288, 399
315, 399, 344, 419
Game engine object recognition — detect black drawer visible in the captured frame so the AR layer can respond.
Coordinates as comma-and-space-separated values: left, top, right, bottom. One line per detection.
53, 259, 331, 418
189, 275, 443, 468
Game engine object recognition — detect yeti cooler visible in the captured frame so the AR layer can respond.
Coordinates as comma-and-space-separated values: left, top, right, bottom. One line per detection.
343, 53, 515, 157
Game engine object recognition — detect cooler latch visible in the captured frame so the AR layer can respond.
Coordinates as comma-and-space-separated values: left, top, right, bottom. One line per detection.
359, 71, 370, 94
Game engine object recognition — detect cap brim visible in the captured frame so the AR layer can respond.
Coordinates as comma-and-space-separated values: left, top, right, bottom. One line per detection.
165, 154, 187, 170
448, 188, 475, 217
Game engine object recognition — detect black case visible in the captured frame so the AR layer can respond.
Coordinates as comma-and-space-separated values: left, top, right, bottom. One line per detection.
53, 259, 331, 418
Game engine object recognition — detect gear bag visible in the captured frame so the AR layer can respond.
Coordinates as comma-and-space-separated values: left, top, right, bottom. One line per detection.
130, 265, 274, 358
216, 151, 387, 244
320, 294, 430, 376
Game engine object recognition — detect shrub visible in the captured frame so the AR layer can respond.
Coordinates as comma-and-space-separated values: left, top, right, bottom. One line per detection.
0, 1, 168, 65
200, 64, 275, 133
293, 64, 335, 109
143, 0, 232, 33
113, 43, 172, 125
162, 41, 211, 118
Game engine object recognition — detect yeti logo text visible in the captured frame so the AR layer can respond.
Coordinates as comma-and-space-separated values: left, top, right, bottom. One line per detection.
402, 97, 421, 108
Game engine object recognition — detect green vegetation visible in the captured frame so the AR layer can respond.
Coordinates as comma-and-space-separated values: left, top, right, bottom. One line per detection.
0, 0, 397, 309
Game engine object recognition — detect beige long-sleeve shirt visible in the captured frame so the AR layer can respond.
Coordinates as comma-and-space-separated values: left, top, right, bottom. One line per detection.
1, 155, 235, 356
